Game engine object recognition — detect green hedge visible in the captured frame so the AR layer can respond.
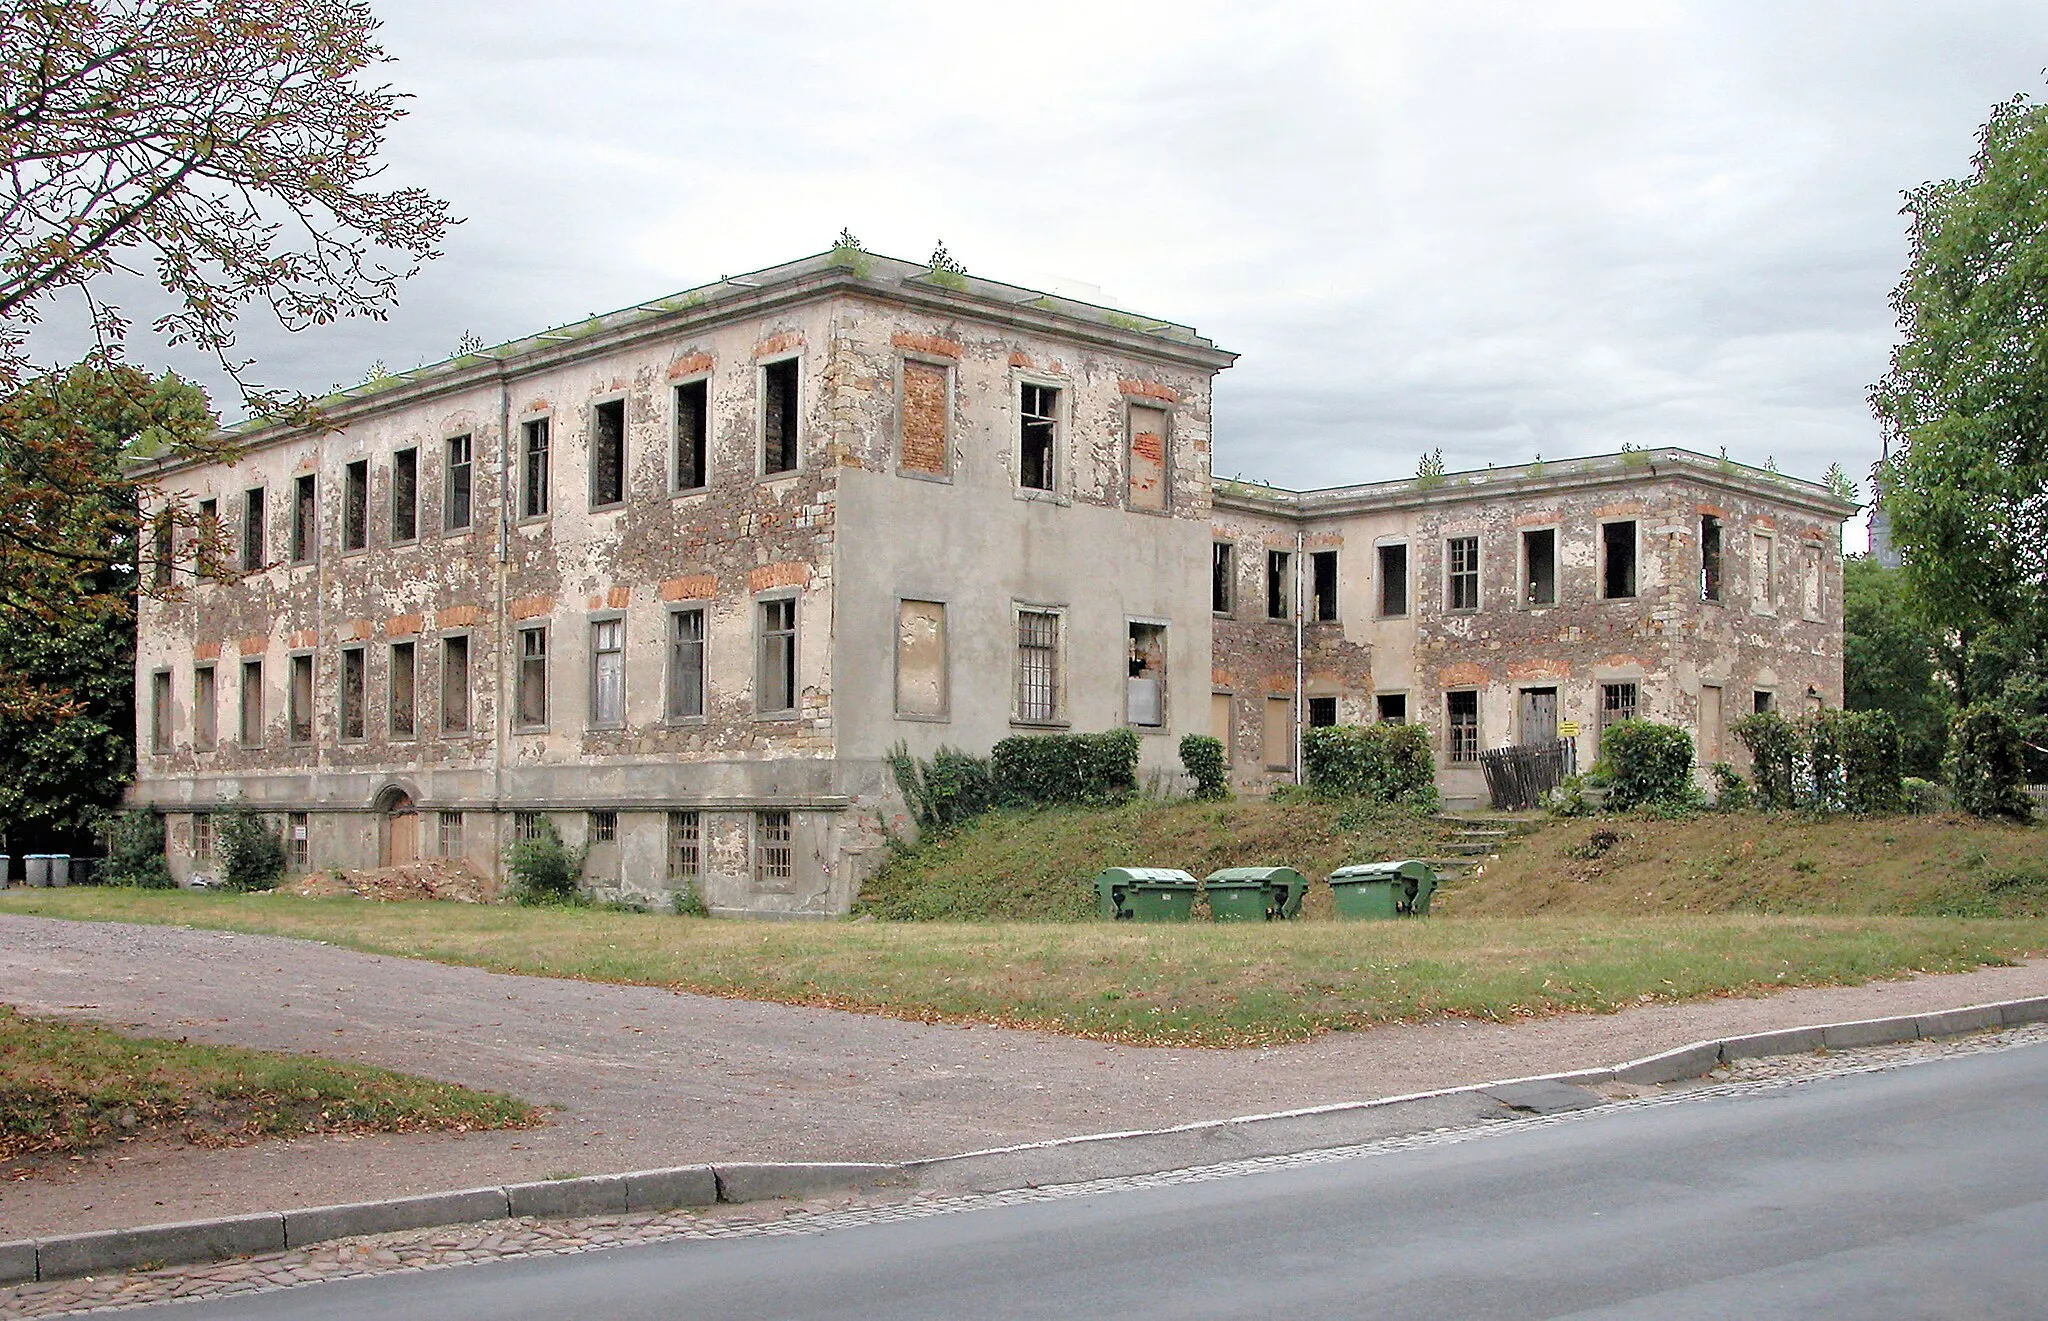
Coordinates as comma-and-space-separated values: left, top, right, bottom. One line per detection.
990, 728, 1140, 807
1178, 733, 1229, 800
887, 742, 995, 831
103, 809, 175, 889
1944, 704, 2032, 821
1732, 709, 1906, 815
1595, 719, 1698, 812
1302, 723, 1438, 809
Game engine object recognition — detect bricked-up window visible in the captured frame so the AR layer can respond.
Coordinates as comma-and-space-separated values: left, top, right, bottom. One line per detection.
591, 399, 626, 508
1446, 690, 1480, 763
1602, 521, 1637, 599
239, 658, 264, 747
288, 653, 313, 744
1377, 693, 1407, 724
1267, 550, 1293, 619
673, 381, 708, 491
513, 811, 543, 842
1522, 529, 1556, 606
900, 360, 950, 475
197, 498, 220, 580
193, 664, 216, 751
339, 646, 366, 740
193, 812, 214, 861
291, 474, 317, 563
288, 812, 310, 869
1600, 681, 1639, 729
1263, 696, 1294, 771
444, 434, 473, 531
1211, 692, 1234, 758
441, 634, 470, 733
391, 447, 418, 542
757, 598, 797, 714
150, 670, 172, 753
241, 486, 265, 571
590, 618, 625, 727
516, 626, 548, 729
1311, 551, 1339, 622
522, 417, 551, 517
755, 810, 793, 882
1751, 531, 1776, 609
1308, 696, 1339, 728
1801, 544, 1822, 620
761, 359, 798, 475
389, 640, 416, 739
1700, 515, 1724, 602
152, 519, 174, 588
1212, 543, 1235, 614
589, 810, 617, 843
666, 608, 706, 720
1127, 403, 1169, 511
896, 600, 948, 718
667, 810, 701, 880
437, 810, 463, 858
1016, 609, 1060, 723
1019, 383, 1058, 491
1379, 544, 1409, 617
342, 460, 368, 551
1446, 536, 1480, 611
1127, 621, 1166, 727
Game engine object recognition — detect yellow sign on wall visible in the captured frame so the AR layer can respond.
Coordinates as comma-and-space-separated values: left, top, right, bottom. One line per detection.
1558, 720, 1581, 738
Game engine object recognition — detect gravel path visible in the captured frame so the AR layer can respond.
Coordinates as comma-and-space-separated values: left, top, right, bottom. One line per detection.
4, 912, 2046, 1239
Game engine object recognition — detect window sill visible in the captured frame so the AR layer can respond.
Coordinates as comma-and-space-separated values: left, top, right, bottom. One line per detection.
671, 486, 710, 501
1014, 488, 1070, 507
757, 469, 800, 484
513, 726, 550, 736
894, 712, 951, 723
588, 503, 624, 515
897, 468, 954, 484
662, 715, 709, 728
1010, 718, 1070, 730
753, 710, 800, 723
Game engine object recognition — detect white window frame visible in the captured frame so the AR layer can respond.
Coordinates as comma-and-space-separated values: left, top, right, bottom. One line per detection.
1012, 602, 1067, 727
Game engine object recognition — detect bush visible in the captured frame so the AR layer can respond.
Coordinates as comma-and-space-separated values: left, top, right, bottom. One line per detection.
670, 878, 709, 917
1709, 763, 1751, 812
1544, 773, 1595, 818
887, 743, 994, 831
215, 806, 286, 892
1944, 704, 2033, 821
990, 729, 1140, 808
1733, 711, 1799, 810
1595, 720, 1699, 813
505, 817, 587, 904
1179, 734, 1229, 800
1301, 723, 1438, 809
103, 809, 175, 888
1901, 777, 1944, 814
1837, 709, 1905, 814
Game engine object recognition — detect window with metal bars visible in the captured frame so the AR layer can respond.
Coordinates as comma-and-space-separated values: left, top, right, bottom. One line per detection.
1600, 681, 1640, 728
667, 811, 700, 880
193, 812, 214, 860
438, 810, 463, 858
589, 810, 617, 843
513, 811, 544, 842
1015, 610, 1060, 722
756, 811, 793, 882
289, 812, 310, 869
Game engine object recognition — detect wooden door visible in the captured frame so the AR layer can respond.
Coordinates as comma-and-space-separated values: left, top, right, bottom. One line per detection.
385, 800, 418, 866
1519, 688, 1558, 746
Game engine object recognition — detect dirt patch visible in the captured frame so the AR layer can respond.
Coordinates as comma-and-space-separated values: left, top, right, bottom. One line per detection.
291, 859, 495, 904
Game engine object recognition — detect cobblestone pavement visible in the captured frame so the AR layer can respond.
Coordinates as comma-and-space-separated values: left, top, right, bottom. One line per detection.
4, 1024, 2042, 1319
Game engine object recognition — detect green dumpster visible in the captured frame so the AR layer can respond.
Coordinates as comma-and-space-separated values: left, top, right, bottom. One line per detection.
1204, 866, 1309, 921
1120, 868, 1199, 922
1328, 860, 1437, 920
1093, 867, 1142, 920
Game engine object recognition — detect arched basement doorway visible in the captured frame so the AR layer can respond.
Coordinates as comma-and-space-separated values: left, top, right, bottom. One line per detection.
376, 786, 419, 866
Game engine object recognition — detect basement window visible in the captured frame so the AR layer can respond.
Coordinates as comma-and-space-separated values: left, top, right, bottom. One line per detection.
513, 812, 543, 842
1378, 544, 1408, 618
343, 461, 368, 551
667, 811, 701, 880
674, 380, 708, 491
1127, 622, 1167, 727
589, 810, 618, 844
1267, 550, 1293, 619
1019, 384, 1058, 491
1522, 528, 1556, 606
392, 446, 418, 541
591, 399, 626, 509
1212, 542, 1235, 615
289, 813, 310, 869
1310, 551, 1339, 622
1700, 515, 1723, 602
438, 811, 463, 859
522, 417, 551, 518
761, 359, 798, 475
756, 810, 794, 882
1602, 521, 1637, 599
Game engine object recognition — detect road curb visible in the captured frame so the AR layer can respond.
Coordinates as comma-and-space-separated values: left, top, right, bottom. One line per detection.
6, 994, 2044, 1287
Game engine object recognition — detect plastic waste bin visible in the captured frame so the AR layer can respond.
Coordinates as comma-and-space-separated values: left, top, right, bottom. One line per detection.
1204, 866, 1309, 921
1094, 867, 1143, 920
47, 853, 70, 887
1122, 868, 1199, 922
0, 855, 9, 887
24, 855, 51, 888
1328, 860, 1437, 919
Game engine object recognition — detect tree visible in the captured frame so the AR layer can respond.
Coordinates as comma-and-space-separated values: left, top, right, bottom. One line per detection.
1842, 555, 1950, 777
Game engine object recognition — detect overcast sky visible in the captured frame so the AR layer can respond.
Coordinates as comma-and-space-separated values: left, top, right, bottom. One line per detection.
51, 0, 2048, 534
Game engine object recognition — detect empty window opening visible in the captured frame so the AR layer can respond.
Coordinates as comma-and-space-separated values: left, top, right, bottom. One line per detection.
667, 810, 701, 880
1446, 536, 1480, 611
1602, 522, 1637, 599
441, 634, 470, 733
437, 811, 463, 859
1701, 515, 1723, 602
757, 598, 797, 714
1379, 544, 1409, 617
342, 461, 368, 551
288, 653, 314, 744
1267, 550, 1293, 619
392, 447, 418, 541
1600, 681, 1639, 728
1310, 551, 1339, 622
1307, 696, 1339, 728
591, 399, 626, 508
896, 600, 948, 718
239, 659, 264, 747
1377, 693, 1408, 724
667, 608, 706, 720
150, 670, 172, 753
590, 618, 625, 727
1127, 622, 1167, 727
389, 640, 416, 738
197, 498, 220, 580
152, 520, 174, 588
516, 626, 548, 728
1016, 610, 1060, 722
674, 381, 708, 491
339, 647, 366, 740
756, 810, 793, 882
762, 359, 798, 475
1263, 696, 1295, 771
289, 812, 310, 869
1212, 543, 1235, 614
193, 813, 214, 861
241, 487, 266, 571
291, 474, 317, 563
900, 360, 950, 475
1522, 529, 1556, 606
193, 665, 217, 751
1446, 690, 1479, 763
522, 417, 551, 517
1127, 404, 1169, 511
1754, 689, 1775, 715
589, 810, 618, 844
1019, 384, 1057, 490
444, 434, 473, 531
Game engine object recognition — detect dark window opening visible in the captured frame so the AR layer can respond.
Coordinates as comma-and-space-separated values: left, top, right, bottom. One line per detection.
1310, 551, 1339, 622
340, 647, 365, 740
444, 434, 473, 531
438, 811, 462, 859
241, 487, 266, 571
198, 499, 220, 580
392, 447, 418, 541
591, 399, 625, 508
758, 598, 797, 713
513, 812, 543, 842
517, 626, 548, 728
291, 474, 317, 563
1600, 681, 1639, 728
343, 461, 368, 551
590, 810, 617, 843
1019, 383, 1057, 490
674, 380, 708, 491
150, 670, 172, 753
389, 640, 416, 738
1753, 689, 1774, 715
151, 519, 174, 588
1127, 621, 1167, 727
441, 635, 470, 733
522, 418, 551, 517
1378, 544, 1408, 617
239, 659, 263, 747
1377, 693, 1407, 724
288, 653, 313, 744
668, 811, 701, 879
1522, 528, 1556, 606
1307, 696, 1339, 728
1212, 542, 1235, 614
1267, 550, 1293, 619
1701, 515, 1723, 602
289, 812, 310, 869
762, 359, 798, 474
756, 810, 793, 881
193, 665, 216, 750
1447, 690, 1479, 763
667, 608, 706, 720
1602, 521, 1637, 599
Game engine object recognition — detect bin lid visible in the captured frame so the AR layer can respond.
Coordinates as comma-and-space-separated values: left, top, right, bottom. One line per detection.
1097, 867, 1199, 887
1329, 859, 1436, 882
1205, 866, 1307, 885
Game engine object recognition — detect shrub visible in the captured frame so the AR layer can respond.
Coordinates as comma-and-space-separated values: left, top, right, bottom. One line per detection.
1838, 709, 1905, 814
990, 729, 1139, 808
670, 879, 709, 917
1733, 711, 1800, 810
1544, 773, 1595, 818
1595, 720, 1699, 813
215, 806, 286, 892
103, 809, 175, 889
1901, 777, 1944, 814
1179, 734, 1229, 800
887, 743, 994, 831
1709, 763, 1751, 812
1301, 723, 1438, 809
1944, 704, 2033, 821
505, 818, 587, 904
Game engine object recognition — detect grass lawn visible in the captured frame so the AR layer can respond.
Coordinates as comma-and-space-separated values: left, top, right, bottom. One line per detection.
6, 887, 2045, 1048
0, 1004, 538, 1167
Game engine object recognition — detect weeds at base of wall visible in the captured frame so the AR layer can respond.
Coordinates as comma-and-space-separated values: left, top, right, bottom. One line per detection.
671, 879, 709, 918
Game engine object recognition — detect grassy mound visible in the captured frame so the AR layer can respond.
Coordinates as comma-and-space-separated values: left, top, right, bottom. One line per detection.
858, 797, 1460, 920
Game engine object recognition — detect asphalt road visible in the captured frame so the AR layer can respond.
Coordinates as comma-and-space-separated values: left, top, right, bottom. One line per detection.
151, 1043, 2048, 1320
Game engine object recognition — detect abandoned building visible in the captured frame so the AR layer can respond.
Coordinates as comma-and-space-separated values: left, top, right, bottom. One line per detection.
130, 249, 1854, 913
